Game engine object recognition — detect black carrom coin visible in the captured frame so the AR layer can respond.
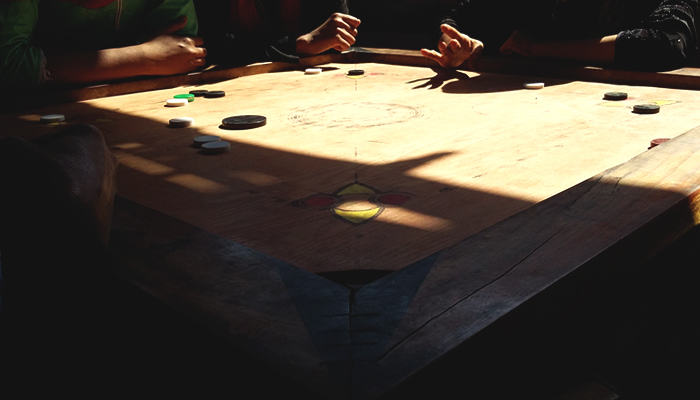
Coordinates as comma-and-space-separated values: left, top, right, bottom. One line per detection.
221, 115, 267, 130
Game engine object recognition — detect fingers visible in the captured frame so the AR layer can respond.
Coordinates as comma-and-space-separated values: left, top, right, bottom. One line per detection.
332, 15, 359, 41
321, 17, 357, 52
420, 48, 442, 62
338, 27, 356, 46
336, 13, 361, 29
182, 36, 207, 59
150, 16, 203, 66
179, 36, 205, 52
143, 34, 207, 75
344, 24, 359, 37
325, 26, 354, 52
190, 45, 207, 69
440, 24, 463, 40
190, 48, 207, 67
439, 32, 467, 54
334, 35, 353, 51
431, 26, 485, 69
448, 38, 462, 53
420, 48, 450, 68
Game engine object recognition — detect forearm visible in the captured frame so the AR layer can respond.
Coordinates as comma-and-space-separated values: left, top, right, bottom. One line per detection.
43, 28, 205, 85
44, 45, 151, 84
531, 35, 617, 65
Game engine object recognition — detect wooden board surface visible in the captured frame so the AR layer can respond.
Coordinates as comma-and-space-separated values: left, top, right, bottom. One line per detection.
108, 122, 700, 399
4, 62, 700, 274
4, 51, 700, 399
8, 47, 700, 110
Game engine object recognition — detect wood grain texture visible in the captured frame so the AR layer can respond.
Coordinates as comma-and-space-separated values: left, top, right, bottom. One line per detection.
359, 125, 700, 398
4, 49, 700, 399
6, 47, 700, 110
107, 123, 700, 399
354, 48, 700, 90
4, 59, 700, 274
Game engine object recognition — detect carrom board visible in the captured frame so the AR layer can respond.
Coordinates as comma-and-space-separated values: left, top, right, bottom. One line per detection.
6, 62, 700, 274
3, 49, 700, 399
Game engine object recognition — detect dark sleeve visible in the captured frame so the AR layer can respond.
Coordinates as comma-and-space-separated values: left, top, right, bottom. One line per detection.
615, 0, 698, 71
434, 0, 547, 52
299, 0, 348, 33
195, 0, 286, 66
195, 0, 293, 65
436, 1, 466, 43
206, 32, 299, 66
266, 0, 348, 60
200, 0, 349, 67
435, 1, 507, 50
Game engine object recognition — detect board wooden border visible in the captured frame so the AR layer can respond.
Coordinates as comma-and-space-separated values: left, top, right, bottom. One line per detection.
104, 50, 700, 398
7, 47, 700, 111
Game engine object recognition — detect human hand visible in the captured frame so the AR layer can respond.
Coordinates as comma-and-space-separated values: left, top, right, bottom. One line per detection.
421, 24, 483, 69
500, 30, 538, 57
296, 13, 361, 55
141, 16, 206, 75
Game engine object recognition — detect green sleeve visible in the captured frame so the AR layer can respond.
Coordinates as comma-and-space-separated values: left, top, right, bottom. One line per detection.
177, 0, 199, 36
0, 0, 46, 91
137, 0, 199, 41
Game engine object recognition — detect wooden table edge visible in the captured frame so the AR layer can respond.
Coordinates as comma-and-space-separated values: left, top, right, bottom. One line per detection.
109, 119, 700, 399
5, 48, 700, 112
